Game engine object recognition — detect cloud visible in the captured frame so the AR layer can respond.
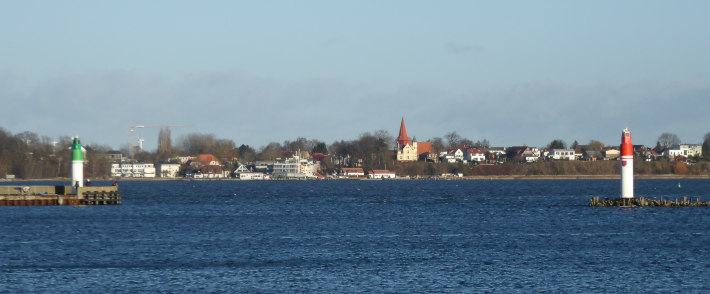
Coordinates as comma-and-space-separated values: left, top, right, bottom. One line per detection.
2, 70, 709, 151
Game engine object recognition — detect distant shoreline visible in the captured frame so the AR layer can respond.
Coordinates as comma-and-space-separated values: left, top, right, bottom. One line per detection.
3, 174, 708, 182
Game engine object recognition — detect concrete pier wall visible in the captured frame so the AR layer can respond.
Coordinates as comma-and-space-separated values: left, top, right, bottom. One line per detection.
0, 185, 120, 206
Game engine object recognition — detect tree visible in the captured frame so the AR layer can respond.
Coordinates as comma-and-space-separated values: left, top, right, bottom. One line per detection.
657, 132, 681, 148
459, 138, 474, 147
430, 137, 445, 153
703, 132, 710, 158
157, 127, 173, 161
586, 140, 605, 151
445, 131, 462, 148
311, 142, 328, 154
259, 142, 283, 161
373, 129, 394, 149
571, 140, 579, 150
179, 133, 217, 155
474, 139, 490, 149
238, 144, 257, 163
548, 139, 567, 149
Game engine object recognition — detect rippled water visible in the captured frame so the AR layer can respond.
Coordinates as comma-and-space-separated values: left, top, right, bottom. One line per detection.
1, 179, 709, 292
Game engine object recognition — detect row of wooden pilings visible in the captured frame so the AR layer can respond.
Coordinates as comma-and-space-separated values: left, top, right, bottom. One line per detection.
589, 196, 710, 207
81, 191, 122, 205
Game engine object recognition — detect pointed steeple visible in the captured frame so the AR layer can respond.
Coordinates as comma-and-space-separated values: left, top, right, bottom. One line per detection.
396, 117, 411, 145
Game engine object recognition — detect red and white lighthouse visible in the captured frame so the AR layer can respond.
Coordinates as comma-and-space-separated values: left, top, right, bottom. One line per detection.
621, 128, 634, 198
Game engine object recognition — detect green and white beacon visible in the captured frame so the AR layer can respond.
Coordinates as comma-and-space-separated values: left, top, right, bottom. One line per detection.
71, 137, 86, 193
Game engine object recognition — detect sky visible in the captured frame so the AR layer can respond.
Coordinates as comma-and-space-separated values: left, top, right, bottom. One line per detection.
1, 1, 709, 151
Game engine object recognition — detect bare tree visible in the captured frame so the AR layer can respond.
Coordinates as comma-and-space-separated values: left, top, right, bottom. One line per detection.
259, 142, 283, 161
445, 131, 462, 148
373, 129, 394, 149
179, 133, 218, 155
657, 133, 681, 147
430, 137, 445, 153
586, 140, 605, 151
157, 127, 173, 161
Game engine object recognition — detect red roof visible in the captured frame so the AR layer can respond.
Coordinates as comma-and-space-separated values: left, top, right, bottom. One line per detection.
341, 168, 364, 173
396, 117, 411, 145
417, 142, 434, 155
465, 148, 483, 154
197, 154, 220, 165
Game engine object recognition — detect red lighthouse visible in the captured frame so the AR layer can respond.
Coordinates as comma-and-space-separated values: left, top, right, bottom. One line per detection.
621, 128, 634, 198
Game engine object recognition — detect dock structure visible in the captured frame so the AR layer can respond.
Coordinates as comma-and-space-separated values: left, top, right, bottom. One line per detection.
0, 185, 121, 206
589, 196, 710, 207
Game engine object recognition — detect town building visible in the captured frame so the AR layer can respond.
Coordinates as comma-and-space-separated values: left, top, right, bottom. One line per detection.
233, 164, 269, 180
156, 162, 181, 178
603, 149, 620, 160
341, 167, 365, 177
395, 117, 434, 162
463, 148, 486, 163
548, 149, 576, 160
107, 151, 123, 162
110, 163, 156, 178
663, 144, 702, 158
271, 153, 321, 179
439, 148, 465, 163
368, 170, 396, 179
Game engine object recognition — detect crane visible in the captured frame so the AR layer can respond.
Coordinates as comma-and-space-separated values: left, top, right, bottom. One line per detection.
129, 124, 189, 160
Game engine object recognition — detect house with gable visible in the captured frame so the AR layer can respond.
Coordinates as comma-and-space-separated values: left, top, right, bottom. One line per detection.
464, 148, 486, 163
506, 146, 537, 162
549, 149, 576, 160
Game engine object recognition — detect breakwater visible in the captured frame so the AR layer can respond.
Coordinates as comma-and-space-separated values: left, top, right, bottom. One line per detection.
0, 185, 121, 206
589, 196, 710, 207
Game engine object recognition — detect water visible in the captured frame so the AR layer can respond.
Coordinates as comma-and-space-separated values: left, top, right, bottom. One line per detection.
1, 179, 709, 292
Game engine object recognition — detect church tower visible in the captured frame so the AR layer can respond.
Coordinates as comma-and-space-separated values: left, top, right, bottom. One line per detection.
396, 117, 411, 146
396, 117, 417, 161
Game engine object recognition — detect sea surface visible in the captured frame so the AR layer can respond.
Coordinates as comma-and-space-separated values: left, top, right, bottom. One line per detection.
1, 179, 709, 293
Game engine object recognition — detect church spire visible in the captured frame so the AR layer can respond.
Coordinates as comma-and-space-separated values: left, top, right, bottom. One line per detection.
396, 117, 411, 145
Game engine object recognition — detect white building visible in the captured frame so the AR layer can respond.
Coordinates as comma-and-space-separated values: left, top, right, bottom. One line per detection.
368, 170, 396, 179
236, 172, 267, 180
171, 156, 194, 164
664, 144, 703, 158
111, 163, 156, 178
464, 148, 486, 162
233, 164, 268, 180
156, 163, 181, 178
549, 149, 576, 160
341, 168, 365, 177
272, 154, 321, 179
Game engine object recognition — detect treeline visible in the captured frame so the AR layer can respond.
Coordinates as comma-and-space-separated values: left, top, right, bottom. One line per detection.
0, 129, 113, 179
2, 126, 710, 179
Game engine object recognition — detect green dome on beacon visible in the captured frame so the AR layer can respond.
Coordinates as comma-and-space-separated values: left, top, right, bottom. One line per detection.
72, 137, 83, 161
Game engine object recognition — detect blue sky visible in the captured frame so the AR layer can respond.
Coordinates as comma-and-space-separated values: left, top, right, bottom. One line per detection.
2, 1, 709, 151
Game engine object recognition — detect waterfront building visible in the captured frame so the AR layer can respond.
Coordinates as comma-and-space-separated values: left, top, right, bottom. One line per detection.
110, 163, 156, 178
156, 162, 181, 178
271, 153, 320, 179
368, 170, 396, 179
341, 168, 365, 177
